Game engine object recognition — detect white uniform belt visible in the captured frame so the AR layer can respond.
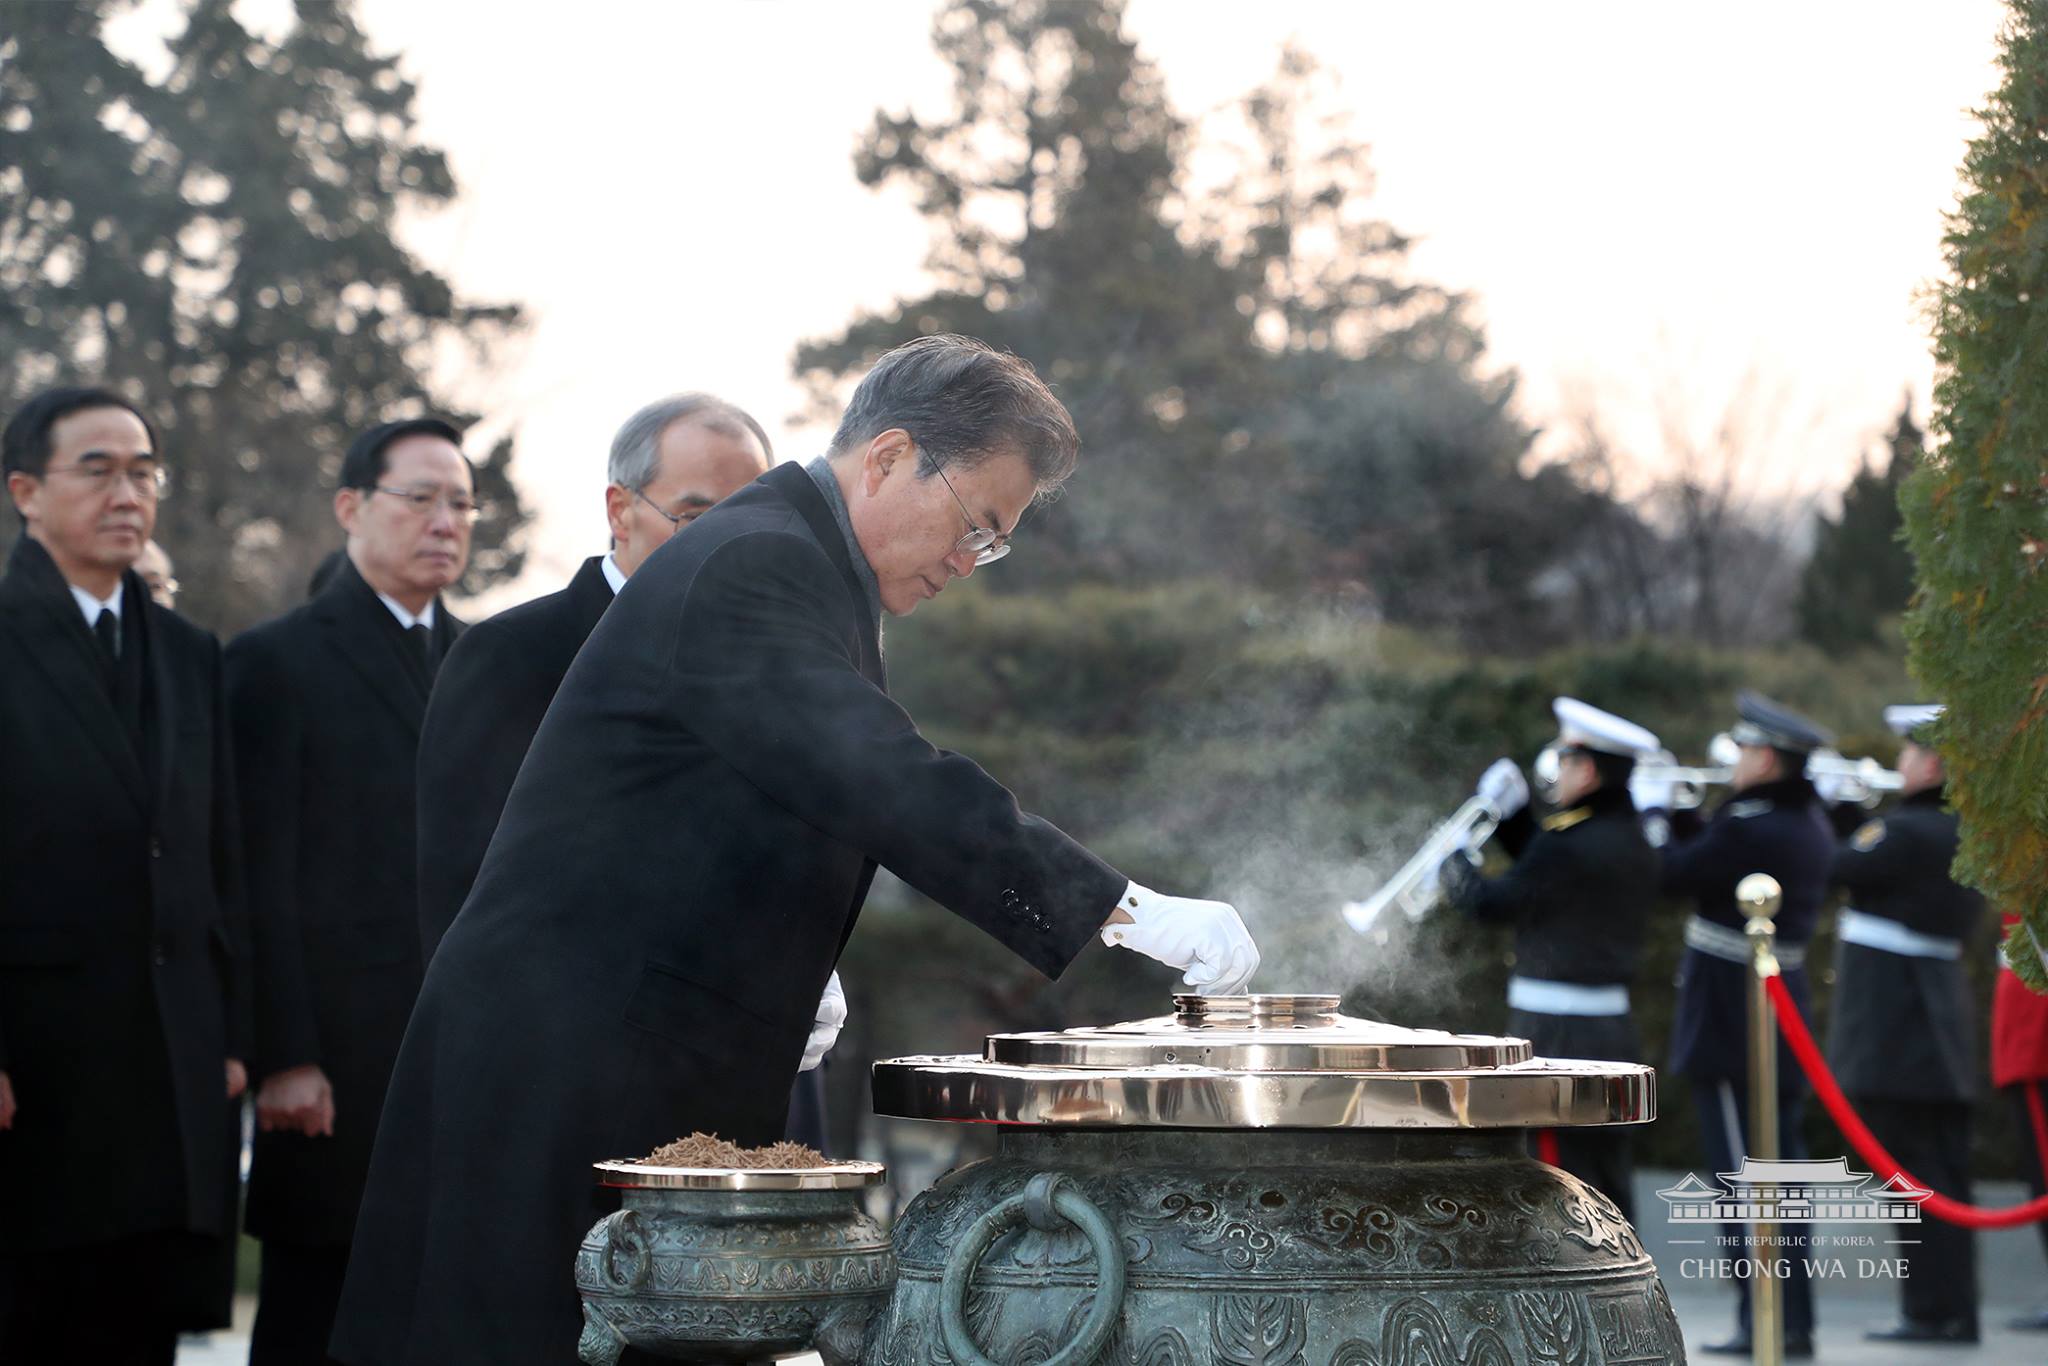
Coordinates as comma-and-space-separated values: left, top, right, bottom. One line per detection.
1507, 975, 1631, 1016
1838, 908, 1962, 961
1684, 914, 1806, 970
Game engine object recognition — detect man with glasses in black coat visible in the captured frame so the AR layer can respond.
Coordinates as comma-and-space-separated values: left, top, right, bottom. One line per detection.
334, 335, 1259, 1366
227, 417, 473, 1365
0, 386, 249, 1363
409, 394, 844, 1146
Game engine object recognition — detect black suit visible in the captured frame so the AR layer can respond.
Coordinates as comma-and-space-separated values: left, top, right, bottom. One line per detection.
0, 536, 248, 1358
415, 554, 832, 1152
416, 555, 612, 960
333, 462, 1125, 1366
226, 555, 462, 1364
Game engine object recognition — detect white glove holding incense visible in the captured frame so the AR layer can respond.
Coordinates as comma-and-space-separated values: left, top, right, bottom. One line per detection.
799, 971, 847, 1072
1102, 882, 1259, 994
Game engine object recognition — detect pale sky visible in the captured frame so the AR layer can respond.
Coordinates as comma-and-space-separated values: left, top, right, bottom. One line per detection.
204, 1, 2017, 606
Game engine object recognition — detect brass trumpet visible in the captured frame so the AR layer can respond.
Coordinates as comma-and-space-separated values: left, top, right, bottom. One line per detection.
1340, 795, 1499, 937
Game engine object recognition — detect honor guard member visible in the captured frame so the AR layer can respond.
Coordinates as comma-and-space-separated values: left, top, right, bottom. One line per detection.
1441, 698, 1661, 1223
1643, 690, 1836, 1359
1993, 911, 2048, 1333
0, 388, 249, 1362
1826, 703, 1985, 1344
227, 418, 473, 1366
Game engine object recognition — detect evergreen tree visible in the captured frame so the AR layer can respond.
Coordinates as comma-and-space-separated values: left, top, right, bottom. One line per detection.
1901, 0, 2048, 987
796, 1, 1588, 640
1797, 395, 1922, 650
0, 0, 525, 631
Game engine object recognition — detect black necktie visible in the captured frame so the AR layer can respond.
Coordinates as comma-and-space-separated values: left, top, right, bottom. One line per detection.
93, 609, 120, 681
407, 623, 435, 678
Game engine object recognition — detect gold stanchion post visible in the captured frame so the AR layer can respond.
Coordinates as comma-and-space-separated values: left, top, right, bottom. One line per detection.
1739, 872, 1785, 1366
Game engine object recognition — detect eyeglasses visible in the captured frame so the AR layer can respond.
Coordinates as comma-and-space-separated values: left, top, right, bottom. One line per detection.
929, 459, 1012, 566
633, 487, 708, 529
44, 461, 169, 500
373, 485, 482, 522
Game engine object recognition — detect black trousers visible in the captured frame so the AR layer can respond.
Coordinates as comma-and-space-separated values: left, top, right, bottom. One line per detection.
1690, 1077, 1816, 1340
252, 1241, 351, 1366
1856, 1096, 1976, 1326
2011, 1081, 2048, 1264
1, 1234, 188, 1365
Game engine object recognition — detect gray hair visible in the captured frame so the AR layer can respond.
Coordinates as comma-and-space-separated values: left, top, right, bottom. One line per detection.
827, 334, 1079, 493
608, 393, 773, 491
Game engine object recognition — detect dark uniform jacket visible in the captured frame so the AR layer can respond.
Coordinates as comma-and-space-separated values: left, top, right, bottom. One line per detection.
0, 537, 247, 1320
1443, 783, 1657, 1062
1662, 775, 1835, 1083
1827, 787, 1983, 1101
225, 556, 463, 1246
331, 461, 1126, 1366
415, 555, 611, 958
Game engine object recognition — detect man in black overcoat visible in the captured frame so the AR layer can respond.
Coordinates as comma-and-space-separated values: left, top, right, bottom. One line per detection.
1827, 703, 1985, 1345
227, 418, 474, 1365
416, 393, 771, 959
1440, 698, 1662, 1223
411, 394, 839, 1144
333, 335, 1261, 1366
0, 387, 249, 1363
1647, 690, 1838, 1359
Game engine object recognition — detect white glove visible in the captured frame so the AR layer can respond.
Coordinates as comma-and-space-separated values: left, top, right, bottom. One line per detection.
799, 971, 846, 1072
1629, 770, 1678, 812
1476, 758, 1529, 818
1101, 882, 1259, 994
1810, 768, 1856, 806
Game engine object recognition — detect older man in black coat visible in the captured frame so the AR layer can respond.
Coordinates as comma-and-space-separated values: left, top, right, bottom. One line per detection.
228, 418, 474, 1365
333, 335, 1259, 1366
0, 387, 249, 1363
416, 394, 772, 959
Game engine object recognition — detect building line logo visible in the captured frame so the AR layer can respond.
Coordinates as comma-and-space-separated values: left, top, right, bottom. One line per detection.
1657, 1157, 1930, 1224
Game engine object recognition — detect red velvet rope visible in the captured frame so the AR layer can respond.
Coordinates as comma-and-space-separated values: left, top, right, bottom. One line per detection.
1764, 974, 2048, 1229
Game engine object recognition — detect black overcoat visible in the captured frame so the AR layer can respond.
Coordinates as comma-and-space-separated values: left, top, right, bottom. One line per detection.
225, 555, 463, 1246
0, 537, 247, 1321
415, 555, 612, 959
331, 462, 1126, 1366
1443, 784, 1657, 1063
1826, 787, 1984, 1101
1661, 776, 1835, 1084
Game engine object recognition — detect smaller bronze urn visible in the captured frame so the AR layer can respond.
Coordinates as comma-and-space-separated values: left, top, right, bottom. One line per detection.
574, 1161, 892, 1365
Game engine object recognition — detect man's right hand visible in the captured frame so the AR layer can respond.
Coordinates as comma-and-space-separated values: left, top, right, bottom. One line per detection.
256, 1064, 336, 1137
0, 1070, 14, 1130
1102, 882, 1259, 994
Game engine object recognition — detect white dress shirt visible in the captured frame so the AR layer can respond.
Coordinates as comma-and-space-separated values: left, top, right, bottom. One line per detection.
375, 592, 436, 632
69, 579, 124, 629
600, 553, 627, 597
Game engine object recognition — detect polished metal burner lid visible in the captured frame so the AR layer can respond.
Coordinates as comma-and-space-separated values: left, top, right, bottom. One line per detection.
987, 993, 1528, 1071
872, 993, 1653, 1130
